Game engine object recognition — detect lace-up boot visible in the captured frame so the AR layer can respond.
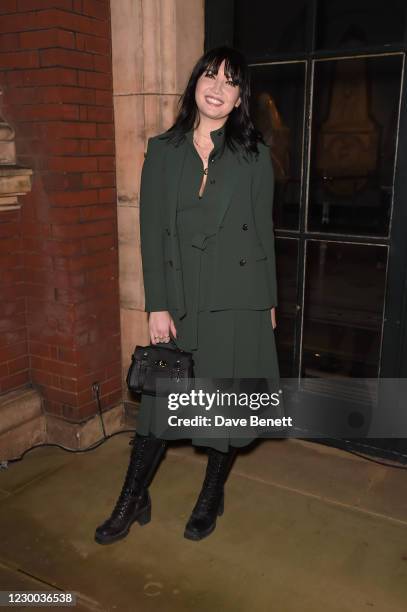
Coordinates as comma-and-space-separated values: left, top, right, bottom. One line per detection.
184, 446, 238, 541
95, 433, 167, 545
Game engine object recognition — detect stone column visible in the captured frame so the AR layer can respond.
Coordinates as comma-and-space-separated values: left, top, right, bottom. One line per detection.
110, 0, 204, 401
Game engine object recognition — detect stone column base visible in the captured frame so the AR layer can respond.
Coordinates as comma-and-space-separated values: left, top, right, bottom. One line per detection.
0, 388, 45, 463
46, 403, 126, 452
0, 387, 127, 462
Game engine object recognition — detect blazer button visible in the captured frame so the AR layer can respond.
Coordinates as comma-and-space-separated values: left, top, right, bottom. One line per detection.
239, 258, 247, 266
210, 179, 216, 184
169, 260, 173, 267
242, 223, 248, 231
166, 228, 170, 235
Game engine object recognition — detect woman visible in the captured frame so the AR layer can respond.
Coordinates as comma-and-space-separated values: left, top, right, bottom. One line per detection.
95, 46, 280, 544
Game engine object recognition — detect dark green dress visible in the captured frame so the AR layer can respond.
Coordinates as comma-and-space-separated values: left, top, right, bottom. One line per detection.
136, 129, 281, 452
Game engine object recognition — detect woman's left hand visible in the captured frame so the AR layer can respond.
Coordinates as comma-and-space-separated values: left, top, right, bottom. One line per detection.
271, 307, 277, 330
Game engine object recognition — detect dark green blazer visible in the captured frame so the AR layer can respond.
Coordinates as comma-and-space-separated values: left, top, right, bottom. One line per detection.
139, 125, 278, 318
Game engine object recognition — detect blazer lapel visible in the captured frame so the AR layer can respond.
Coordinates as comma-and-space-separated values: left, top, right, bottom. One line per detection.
166, 142, 188, 237
213, 146, 239, 229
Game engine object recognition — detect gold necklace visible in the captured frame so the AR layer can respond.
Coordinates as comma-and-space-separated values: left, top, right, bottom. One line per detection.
193, 133, 211, 173
193, 135, 210, 146
193, 138, 210, 155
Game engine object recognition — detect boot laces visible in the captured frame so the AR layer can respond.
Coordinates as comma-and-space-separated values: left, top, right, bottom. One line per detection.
194, 458, 225, 514
109, 437, 150, 519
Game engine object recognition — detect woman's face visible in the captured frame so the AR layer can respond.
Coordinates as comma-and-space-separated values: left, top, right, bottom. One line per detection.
195, 59, 241, 123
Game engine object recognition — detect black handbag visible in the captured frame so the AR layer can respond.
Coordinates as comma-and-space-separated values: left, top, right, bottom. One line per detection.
126, 338, 194, 396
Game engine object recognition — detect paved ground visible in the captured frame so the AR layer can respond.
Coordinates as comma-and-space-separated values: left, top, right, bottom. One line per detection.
0, 435, 407, 612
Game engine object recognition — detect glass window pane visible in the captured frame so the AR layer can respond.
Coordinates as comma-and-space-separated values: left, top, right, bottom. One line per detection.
301, 241, 387, 378
275, 237, 299, 376
234, 0, 309, 58
308, 54, 403, 236
250, 62, 306, 230
316, 0, 406, 50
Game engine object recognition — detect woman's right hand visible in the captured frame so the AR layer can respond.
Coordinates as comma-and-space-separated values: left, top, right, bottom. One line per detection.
149, 311, 177, 344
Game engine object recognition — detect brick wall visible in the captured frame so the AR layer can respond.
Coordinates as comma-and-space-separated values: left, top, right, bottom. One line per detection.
0, 0, 122, 420
0, 209, 29, 393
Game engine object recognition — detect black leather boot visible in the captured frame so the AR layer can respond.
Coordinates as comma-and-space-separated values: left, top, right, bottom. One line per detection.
94, 433, 167, 545
184, 446, 238, 541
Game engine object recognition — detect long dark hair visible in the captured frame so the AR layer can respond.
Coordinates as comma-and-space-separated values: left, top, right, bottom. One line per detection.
159, 46, 265, 159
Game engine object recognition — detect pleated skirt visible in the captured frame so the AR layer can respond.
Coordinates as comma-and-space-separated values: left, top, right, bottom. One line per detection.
135, 307, 281, 452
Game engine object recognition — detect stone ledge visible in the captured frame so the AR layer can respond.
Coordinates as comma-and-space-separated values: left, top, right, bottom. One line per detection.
0, 387, 46, 462
0, 387, 127, 461
0, 387, 43, 436
45, 403, 126, 451
0, 165, 33, 211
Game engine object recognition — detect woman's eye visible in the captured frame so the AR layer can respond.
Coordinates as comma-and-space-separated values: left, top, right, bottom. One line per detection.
203, 72, 237, 87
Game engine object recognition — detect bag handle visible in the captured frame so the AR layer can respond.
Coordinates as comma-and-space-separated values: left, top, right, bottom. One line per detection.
153, 336, 182, 351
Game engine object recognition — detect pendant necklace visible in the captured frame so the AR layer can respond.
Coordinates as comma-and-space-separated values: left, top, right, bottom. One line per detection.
193, 135, 210, 174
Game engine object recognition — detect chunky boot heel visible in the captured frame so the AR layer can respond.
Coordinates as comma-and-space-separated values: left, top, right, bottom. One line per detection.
184, 447, 237, 542
94, 434, 167, 545
218, 491, 224, 516
136, 504, 152, 526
